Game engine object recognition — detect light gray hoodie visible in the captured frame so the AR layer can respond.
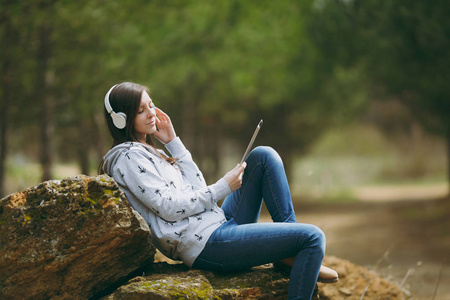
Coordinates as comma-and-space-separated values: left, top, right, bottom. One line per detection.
102, 137, 231, 267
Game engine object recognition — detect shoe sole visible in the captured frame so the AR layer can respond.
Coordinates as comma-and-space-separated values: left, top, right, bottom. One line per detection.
317, 277, 339, 283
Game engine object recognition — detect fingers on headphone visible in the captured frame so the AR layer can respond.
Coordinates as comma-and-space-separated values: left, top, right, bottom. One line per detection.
156, 107, 167, 116
156, 108, 168, 121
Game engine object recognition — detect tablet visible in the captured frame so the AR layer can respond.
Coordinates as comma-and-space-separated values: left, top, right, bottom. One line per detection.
240, 119, 263, 164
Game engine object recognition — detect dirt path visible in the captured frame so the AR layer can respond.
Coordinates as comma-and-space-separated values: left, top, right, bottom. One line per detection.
259, 196, 450, 299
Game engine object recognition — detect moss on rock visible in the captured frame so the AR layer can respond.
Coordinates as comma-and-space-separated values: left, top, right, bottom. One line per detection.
107, 274, 216, 300
0, 175, 155, 300
102, 259, 405, 300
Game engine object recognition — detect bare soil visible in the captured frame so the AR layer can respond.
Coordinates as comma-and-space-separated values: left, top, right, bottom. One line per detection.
271, 195, 450, 300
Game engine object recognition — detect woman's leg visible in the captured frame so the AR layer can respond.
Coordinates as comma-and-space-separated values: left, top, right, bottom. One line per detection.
221, 146, 297, 224
193, 220, 325, 300
210, 146, 325, 298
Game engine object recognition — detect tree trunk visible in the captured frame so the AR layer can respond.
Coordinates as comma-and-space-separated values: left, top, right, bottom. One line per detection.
40, 86, 54, 182
36, 10, 54, 182
197, 117, 221, 182
94, 113, 107, 169
79, 145, 90, 175
180, 74, 198, 153
447, 119, 450, 197
0, 12, 13, 197
211, 120, 221, 181
0, 71, 10, 198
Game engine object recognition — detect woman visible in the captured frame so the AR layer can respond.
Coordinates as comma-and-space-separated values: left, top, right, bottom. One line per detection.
100, 82, 338, 300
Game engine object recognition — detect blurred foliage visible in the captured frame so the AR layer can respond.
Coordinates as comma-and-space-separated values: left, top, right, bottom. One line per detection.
0, 0, 449, 197
308, 0, 450, 135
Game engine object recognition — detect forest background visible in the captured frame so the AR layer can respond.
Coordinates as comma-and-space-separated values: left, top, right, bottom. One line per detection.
1, 0, 449, 202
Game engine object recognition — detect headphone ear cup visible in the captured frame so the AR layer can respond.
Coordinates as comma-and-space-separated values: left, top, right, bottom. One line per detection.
112, 112, 127, 129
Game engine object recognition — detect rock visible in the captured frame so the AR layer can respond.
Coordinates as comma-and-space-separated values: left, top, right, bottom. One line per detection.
101, 256, 405, 299
0, 175, 156, 300
102, 262, 289, 300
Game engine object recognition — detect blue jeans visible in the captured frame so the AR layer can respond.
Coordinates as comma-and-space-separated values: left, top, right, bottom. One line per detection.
193, 146, 325, 300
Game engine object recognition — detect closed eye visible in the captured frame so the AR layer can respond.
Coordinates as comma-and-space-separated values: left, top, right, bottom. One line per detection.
137, 103, 154, 114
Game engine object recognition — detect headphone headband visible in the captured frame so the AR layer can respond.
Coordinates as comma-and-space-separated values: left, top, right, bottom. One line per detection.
104, 84, 127, 129
104, 84, 118, 114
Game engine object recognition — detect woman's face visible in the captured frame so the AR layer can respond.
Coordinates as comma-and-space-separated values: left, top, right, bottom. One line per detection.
133, 91, 157, 142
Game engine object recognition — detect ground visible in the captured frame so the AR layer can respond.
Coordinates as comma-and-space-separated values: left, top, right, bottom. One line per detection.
281, 194, 450, 300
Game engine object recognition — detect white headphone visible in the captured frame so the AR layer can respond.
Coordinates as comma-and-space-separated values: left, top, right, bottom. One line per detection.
104, 84, 127, 129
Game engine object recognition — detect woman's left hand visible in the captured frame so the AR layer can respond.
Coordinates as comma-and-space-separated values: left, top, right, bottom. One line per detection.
153, 107, 177, 144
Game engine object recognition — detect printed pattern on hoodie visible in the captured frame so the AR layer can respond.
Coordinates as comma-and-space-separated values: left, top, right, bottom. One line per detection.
102, 137, 230, 266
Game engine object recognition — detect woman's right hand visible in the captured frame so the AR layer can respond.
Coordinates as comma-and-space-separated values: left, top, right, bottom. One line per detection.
223, 162, 246, 192
153, 107, 177, 144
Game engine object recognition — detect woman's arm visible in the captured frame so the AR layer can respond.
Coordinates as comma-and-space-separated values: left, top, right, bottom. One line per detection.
116, 148, 230, 222
152, 107, 206, 189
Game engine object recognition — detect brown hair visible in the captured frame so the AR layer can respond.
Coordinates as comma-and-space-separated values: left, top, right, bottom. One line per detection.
99, 82, 176, 174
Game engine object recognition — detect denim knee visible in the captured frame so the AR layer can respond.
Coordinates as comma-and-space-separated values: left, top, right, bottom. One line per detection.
305, 225, 326, 257
249, 146, 283, 165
